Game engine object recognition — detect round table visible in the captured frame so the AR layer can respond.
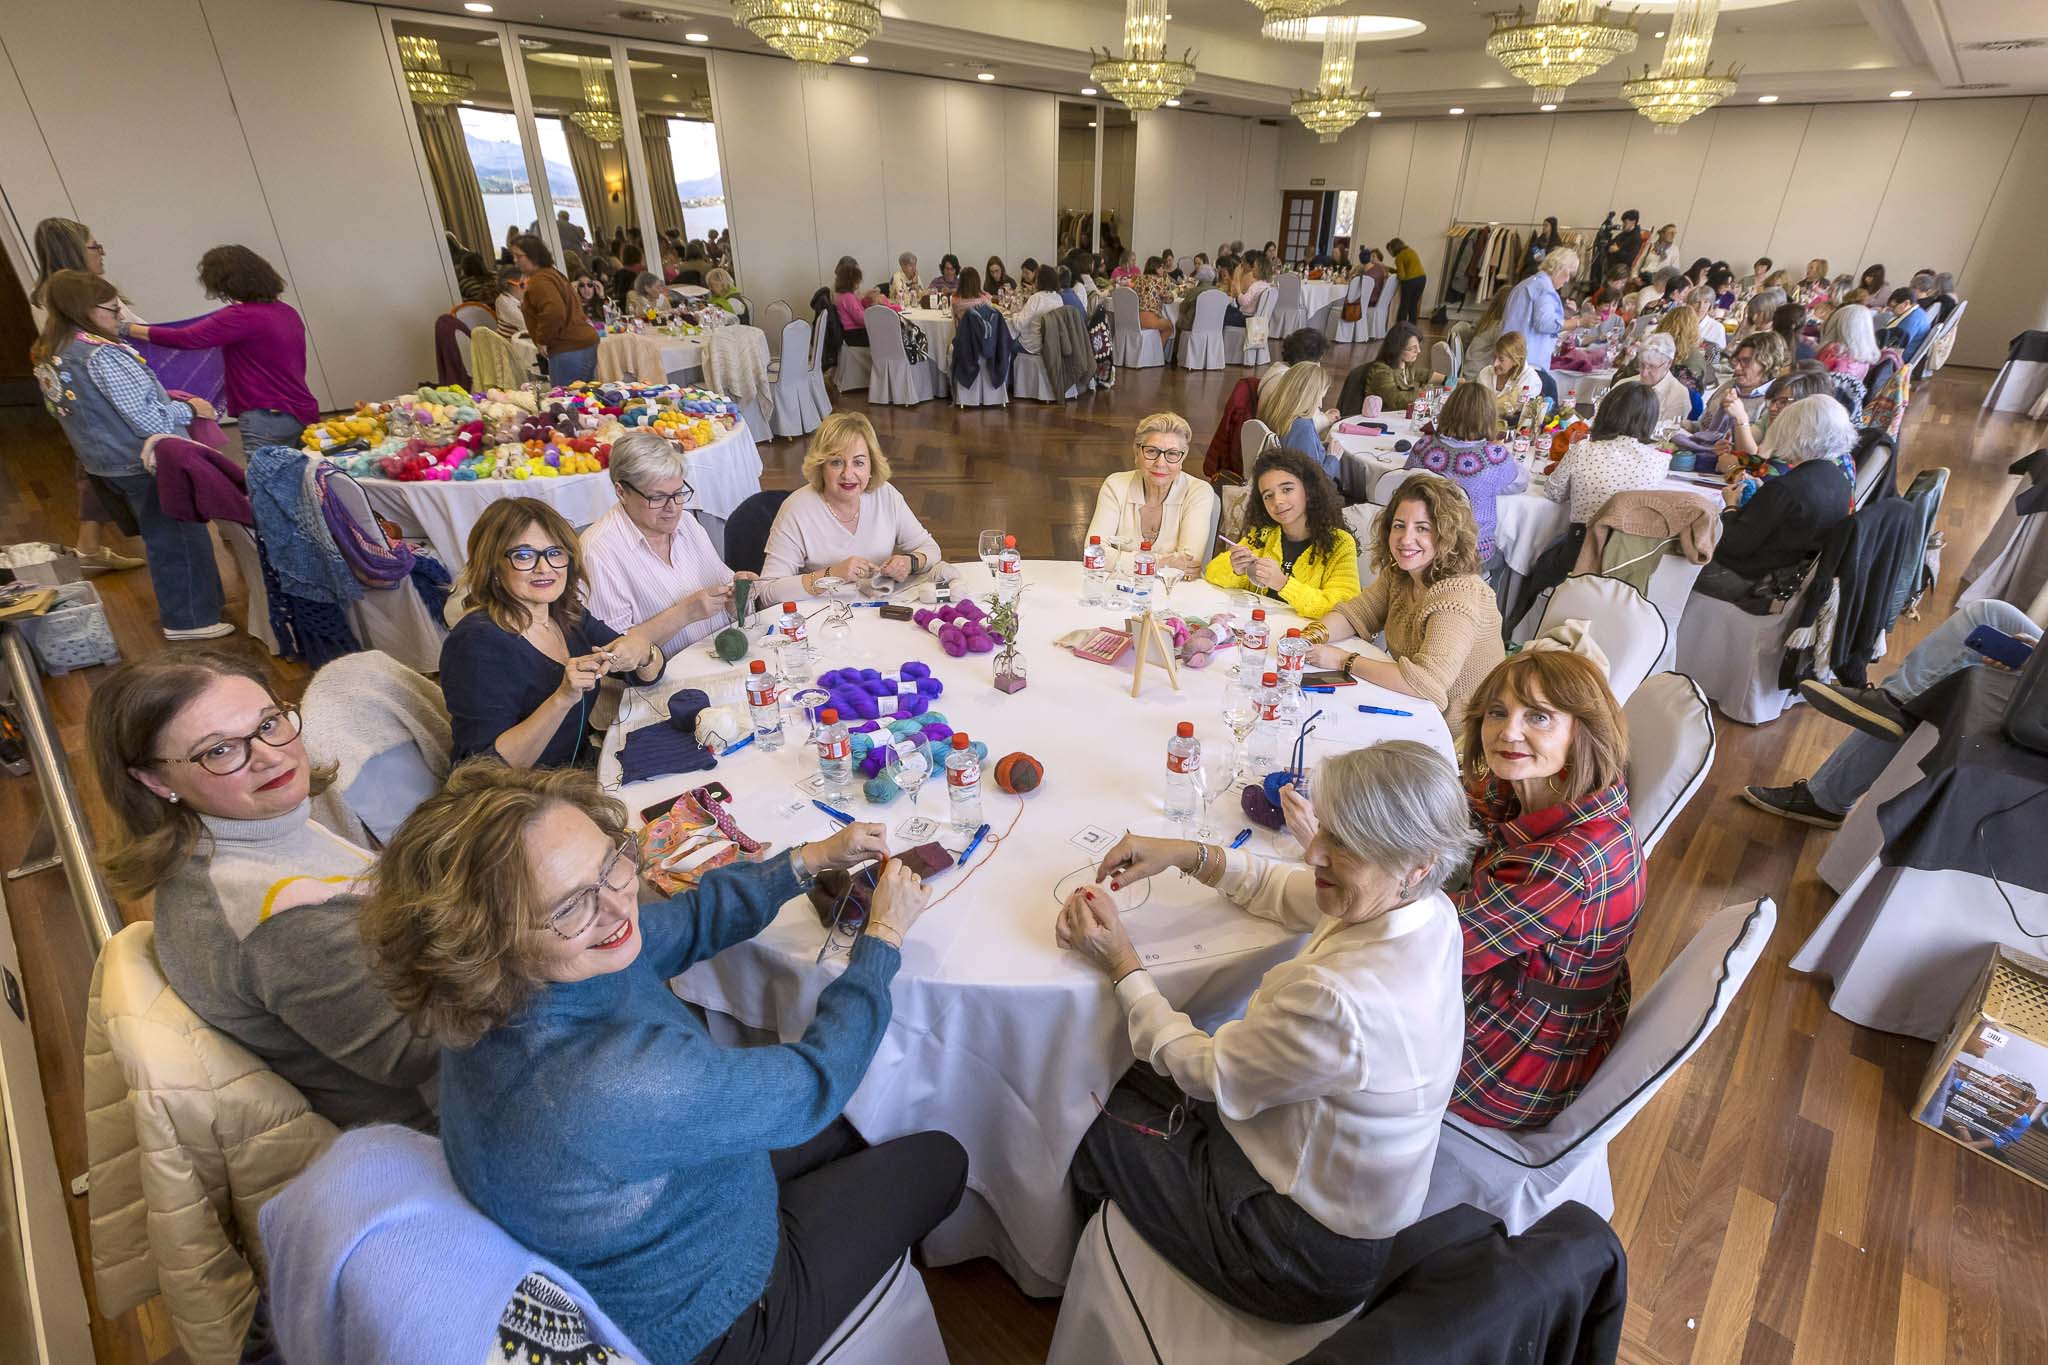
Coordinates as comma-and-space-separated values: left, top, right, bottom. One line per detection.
596, 330, 704, 385
357, 416, 764, 572
1300, 279, 1348, 329
1553, 367, 1617, 409
899, 308, 957, 394
598, 560, 1454, 1293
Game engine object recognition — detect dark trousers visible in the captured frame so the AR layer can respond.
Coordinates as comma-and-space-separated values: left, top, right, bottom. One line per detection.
1070, 1066, 1391, 1324
1396, 275, 1426, 324
101, 472, 225, 632
693, 1119, 967, 1365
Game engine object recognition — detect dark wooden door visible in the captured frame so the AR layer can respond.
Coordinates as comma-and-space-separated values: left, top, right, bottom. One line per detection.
1280, 191, 1321, 265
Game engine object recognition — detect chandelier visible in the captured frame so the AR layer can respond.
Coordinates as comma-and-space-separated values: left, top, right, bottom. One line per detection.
571, 56, 624, 146
732, 0, 881, 76
397, 35, 476, 106
1484, 0, 1638, 105
1244, 0, 1338, 16
1290, 32, 1373, 142
1621, 0, 1737, 132
1090, 0, 1197, 113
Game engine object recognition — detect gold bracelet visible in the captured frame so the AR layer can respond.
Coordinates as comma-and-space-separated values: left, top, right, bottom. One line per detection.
1302, 622, 1330, 646
864, 922, 904, 949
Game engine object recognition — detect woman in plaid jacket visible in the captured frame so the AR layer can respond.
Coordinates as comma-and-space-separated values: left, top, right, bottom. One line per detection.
1451, 652, 1644, 1128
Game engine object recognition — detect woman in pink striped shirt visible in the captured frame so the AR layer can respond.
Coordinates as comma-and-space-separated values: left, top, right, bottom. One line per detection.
579, 431, 747, 657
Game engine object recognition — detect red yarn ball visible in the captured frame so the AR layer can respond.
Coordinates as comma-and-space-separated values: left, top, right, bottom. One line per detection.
994, 751, 1043, 794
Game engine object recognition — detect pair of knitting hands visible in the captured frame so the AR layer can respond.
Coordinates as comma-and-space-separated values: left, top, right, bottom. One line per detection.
803, 821, 930, 947
1057, 785, 1317, 980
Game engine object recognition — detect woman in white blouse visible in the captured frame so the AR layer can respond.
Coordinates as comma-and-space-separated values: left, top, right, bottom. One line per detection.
1478, 330, 1542, 422
1060, 741, 1478, 1322
1083, 412, 1218, 573
1544, 379, 1669, 525
760, 413, 943, 596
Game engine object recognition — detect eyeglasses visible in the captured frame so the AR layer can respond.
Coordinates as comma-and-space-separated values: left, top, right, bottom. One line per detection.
504, 545, 571, 572
161, 706, 302, 777
544, 837, 640, 940
1136, 443, 1187, 465
621, 480, 694, 510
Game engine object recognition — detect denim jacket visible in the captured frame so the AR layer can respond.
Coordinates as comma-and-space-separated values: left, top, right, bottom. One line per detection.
37, 332, 192, 477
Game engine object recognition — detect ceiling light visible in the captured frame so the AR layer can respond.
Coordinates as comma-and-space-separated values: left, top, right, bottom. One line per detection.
1484, 1, 1639, 105
977, 71, 995, 81
1366, 109, 1382, 117
734, 0, 882, 73
397, 34, 476, 105
1756, 93, 1776, 102
1540, 102, 1558, 110
1165, 97, 1181, 106
1890, 89, 1912, 97
1081, 86, 1098, 95
1091, 0, 1196, 112
1088, 120, 1098, 127
684, 32, 709, 42
849, 53, 869, 63
1654, 29, 1664, 37
1621, 0, 1737, 132
1448, 106, 1464, 114
463, 2, 493, 10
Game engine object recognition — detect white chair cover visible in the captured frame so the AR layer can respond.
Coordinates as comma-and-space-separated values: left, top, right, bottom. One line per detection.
1239, 418, 1275, 475
1421, 898, 1777, 1233
1270, 272, 1307, 338
1224, 289, 1279, 368
865, 304, 937, 406
802, 1251, 950, 1365
1009, 351, 1086, 403
1673, 565, 1816, 724
299, 650, 452, 848
1046, 1203, 1355, 1365
219, 522, 279, 655
1332, 277, 1367, 344
1532, 573, 1667, 703
451, 302, 497, 335
1111, 286, 1165, 368
1367, 280, 1397, 341
954, 368, 1009, 408
327, 473, 449, 676
1179, 291, 1229, 371
1921, 299, 1966, 378
453, 326, 473, 382
761, 299, 795, 340
1642, 554, 1706, 674
771, 319, 830, 438
1372, 467, 1443, 506
1620, 671, 1716, 857
835, 312, 875, 391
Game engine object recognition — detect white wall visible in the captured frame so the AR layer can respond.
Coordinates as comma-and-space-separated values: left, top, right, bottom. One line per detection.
1132, 110, 1284, 260
0, 0, 451, 408
711, 51, 1058, 316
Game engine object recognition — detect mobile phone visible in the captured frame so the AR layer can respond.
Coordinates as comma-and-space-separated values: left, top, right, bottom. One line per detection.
1966, 625, 2035, 672
1300, 670, 1357, 688
640, 796, 676, 824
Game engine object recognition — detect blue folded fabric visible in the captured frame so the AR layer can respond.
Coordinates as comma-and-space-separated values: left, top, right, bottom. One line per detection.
620, 721, 718, 785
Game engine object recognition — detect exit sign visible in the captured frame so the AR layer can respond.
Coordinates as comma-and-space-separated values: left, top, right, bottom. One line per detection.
1310, 178, 1327, 186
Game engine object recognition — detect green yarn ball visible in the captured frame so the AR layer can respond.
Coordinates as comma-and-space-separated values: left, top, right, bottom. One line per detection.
713, 626, 749, 662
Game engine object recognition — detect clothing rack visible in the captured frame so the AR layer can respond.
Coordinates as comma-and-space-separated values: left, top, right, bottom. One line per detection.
1433, 219, 1599, 317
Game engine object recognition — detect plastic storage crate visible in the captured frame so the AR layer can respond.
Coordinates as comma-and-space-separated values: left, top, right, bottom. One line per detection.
20, 581, 121, 674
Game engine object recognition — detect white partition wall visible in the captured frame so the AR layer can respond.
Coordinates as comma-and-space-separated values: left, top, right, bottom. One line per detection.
1133, 109, 1288, 260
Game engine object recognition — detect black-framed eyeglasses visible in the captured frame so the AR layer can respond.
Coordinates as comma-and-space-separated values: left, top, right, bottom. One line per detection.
160, 706, 302, 777
544, 837, 640, 940
621, 480, 694, 510
1136, 443, 1187, 465
504, 545, 571, 572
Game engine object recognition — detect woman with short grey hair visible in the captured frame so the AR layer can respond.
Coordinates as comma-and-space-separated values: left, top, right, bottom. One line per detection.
890, 251, 921, 302
579, 429, 743, 656
1711, 395, 1856, 580
1058, 740, 1477, 1322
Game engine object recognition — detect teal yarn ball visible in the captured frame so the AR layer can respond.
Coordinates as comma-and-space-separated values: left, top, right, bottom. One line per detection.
864, 773, 901, 804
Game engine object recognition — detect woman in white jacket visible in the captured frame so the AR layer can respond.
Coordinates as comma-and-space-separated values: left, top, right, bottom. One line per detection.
1083, 411, 1218, 573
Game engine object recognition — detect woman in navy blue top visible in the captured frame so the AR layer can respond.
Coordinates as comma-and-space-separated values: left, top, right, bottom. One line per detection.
440, 497, 667, 768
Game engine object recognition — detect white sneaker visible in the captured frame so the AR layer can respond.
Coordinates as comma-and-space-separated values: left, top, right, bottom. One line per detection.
163, 622, 236, 641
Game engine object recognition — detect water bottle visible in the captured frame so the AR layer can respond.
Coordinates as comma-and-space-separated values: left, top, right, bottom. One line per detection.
1250, 672, 1285, 771
945, 732, 983, 831
778, 601, 813, 680
1240, 608, 1270, 666
1164, 721, 1201, 825
1082, 535, 1108, 606
996, 534, 1023, 602
1130, 540, 1157, 614
745, 659, 783, 751
815, 707, 852, 796
1276, 628, 1308, 690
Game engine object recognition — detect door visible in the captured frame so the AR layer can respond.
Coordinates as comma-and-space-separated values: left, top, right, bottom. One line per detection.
1280, 191, 1321, 265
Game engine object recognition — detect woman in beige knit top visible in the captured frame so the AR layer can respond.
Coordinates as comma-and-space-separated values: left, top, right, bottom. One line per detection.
1304, 474, 1506, 729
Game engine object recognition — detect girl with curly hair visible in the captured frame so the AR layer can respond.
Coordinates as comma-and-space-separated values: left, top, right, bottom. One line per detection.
1203, 449, 1361, 618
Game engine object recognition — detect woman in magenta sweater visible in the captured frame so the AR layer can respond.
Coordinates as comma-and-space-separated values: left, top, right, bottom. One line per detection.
127, 246, 317, 453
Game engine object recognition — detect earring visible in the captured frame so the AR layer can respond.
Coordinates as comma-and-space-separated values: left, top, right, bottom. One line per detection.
166, 793, 180, 804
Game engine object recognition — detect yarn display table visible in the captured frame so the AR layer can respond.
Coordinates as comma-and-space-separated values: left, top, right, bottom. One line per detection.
598, 561, 1452, 1296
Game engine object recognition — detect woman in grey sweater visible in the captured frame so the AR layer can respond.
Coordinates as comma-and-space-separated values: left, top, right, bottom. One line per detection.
88, 650, 437, 1128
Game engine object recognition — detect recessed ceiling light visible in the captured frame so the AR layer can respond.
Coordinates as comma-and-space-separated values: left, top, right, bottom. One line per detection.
1540, 103, 1557, 111
1081, 86, 1098, 95
463, 2, 493, 10
1890, 89, 1912, 97
1756, 93, 1777, 102
1653, 29, 1664, 37
1448, 106, 1464, 115
977, 71, 995, 81
848, 54, 868, 63
1164, 12, 1173, 18
1366, 109, 1382, 117
1088, 120, 1098, 127
684, 31, 709, 42
1165, 97, 1181, 106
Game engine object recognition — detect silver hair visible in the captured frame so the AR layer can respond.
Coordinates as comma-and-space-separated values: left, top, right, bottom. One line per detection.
1313, 741, 1479, 900
1821, 303, 1881, 363
1542, 246, 1580, 280
898, 251, 916, 269
1759, 394, 1858, 469
1639, 332, 1677, 363
1910, 270, 1937, 293
1934, 271, 1955, 294
607, 428, 690, 492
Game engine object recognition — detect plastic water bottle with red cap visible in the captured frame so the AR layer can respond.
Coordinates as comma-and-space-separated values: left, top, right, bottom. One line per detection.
996, 535, 1023, 603
1250, 672, 1285, 770
1164, 721, 1202, 826
778, 601, 813, 681
815, 707, 851, 796
945, 732, 983, 830
1236, 607, 1270, 679
1082, 535, 1108, 606
1276, 628, 1309, 691
1130, 540, 1157, 613
746, 659, 783, 751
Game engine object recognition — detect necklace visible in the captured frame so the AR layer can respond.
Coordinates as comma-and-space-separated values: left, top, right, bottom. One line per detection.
828, 498, 861, 530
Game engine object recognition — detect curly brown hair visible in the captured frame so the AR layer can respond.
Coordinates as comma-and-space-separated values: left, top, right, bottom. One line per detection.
1245, 448, 1347, 563
198, 245, 285, 303
1372, 474, 1484, 583
360, 761, 630, 1048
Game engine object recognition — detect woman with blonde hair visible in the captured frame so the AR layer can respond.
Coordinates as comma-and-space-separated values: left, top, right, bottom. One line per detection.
1499, 246, 1577, 370
1458, 287, 1513, 382
1258, 360, 1342, 479
360, 761, 966, 1365
1084, 411, 1217, 573
1477, 330, 1541, 421
760, 412, 942, 595
1306, 474, 1505, 728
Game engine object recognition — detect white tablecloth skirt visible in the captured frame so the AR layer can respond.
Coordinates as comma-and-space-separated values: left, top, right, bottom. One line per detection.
358, 417, 762, 572
598, 562, 1453, 1291
1553, 368, 1617, 409
1300, 279, 1347, 330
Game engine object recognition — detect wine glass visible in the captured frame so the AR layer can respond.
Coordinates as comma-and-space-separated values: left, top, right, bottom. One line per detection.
820, 600, 855, 654
978, 529, 1005, 583
1188, 755, 1222, 844
889, 744, 931, 816
1221, 676, 1258, 791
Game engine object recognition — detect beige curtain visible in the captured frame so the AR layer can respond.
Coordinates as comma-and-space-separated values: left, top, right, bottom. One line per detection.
560, 119, 633, 244
641, 115, 685, 239
414, 105, 492, 261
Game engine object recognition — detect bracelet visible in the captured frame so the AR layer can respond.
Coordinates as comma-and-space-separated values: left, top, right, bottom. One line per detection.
1189, 842, 1211, 882
864, 923, 904, 950
1302, 622, 1330, 646
788, 844, 817, 891
1344, 651, 1363, 678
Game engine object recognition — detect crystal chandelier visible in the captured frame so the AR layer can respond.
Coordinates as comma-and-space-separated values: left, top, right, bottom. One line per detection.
571, 56, 624, 147
1090, 0, 1197, 113
1621, 0, 1738, 132
1244, 0, 1339, 17
1484, 0, 1638, 105
397, 35, 476, 106
1290, 32, 1374, 142
732, 0, 881, 76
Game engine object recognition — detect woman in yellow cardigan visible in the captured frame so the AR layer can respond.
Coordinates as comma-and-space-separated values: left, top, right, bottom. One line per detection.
1204, 449, 1361, 619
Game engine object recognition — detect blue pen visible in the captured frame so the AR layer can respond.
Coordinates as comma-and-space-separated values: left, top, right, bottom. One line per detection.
722, 733, 756, 756
1304, 685, 1337, 694
811, 799, 857, 825
1229, 827, 1253, 850
1357, 703, 1414, 718
955, 821, 992, 868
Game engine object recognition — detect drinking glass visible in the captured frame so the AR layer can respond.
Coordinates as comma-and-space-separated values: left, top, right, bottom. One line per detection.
1188, 757, 1221, 844
820, 600, 855, 653
1221, 676, 1258, 790
889, 744, 931, 816
978, 529, 1005, 582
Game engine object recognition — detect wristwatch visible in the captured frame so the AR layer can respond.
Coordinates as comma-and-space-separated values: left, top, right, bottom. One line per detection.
1343, 651, 1363, 678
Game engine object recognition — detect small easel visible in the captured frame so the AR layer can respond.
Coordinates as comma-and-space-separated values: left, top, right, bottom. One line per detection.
1128, 611, 1181, 698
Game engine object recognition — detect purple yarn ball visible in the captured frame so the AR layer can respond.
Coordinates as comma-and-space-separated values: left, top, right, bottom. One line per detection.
901, 661, 932, 680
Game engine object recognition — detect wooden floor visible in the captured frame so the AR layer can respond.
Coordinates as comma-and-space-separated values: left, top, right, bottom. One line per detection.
3, 340, 2046, 1365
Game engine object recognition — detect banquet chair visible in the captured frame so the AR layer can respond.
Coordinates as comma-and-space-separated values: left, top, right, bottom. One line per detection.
1429, 341, 1455, 383
1523, 573, 1666, 703
1180, 291, 1229, 371
1239, 418, 1276, 475
1919, 299, 1967, 379
1958, 449, 2048, 613
723, 489, 793, 577
865, 304, 937, 406
452, 302, 496, 335
1366, 281, 1397, 342
1331, 277, 1367, 344
770, 319, 830, 438
218, 521, 281, 655
1620, 671, 1716, 857
326, 472, 451, 676
762, 299, 795, 339
1225, 289, 1279, 368
1270, 272, 1308, 338
1111, 286, 1165, 368
300, 650, 452, 848
1372, 467, 1447, 506
1673, 561, 1819, 724
1046, 1201, 1359, 1365
834, 323, 875, 392
1420, 897, 1776, 1233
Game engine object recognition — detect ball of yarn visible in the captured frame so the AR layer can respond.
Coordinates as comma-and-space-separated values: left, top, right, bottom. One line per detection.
850, 732, 875, 762
713, 626, 749, 662
939, 626, 968, 657
955, 599, 987, 623
863, 773, 901, 803
1242, 784, 1284, 830
922, 711, 948, 729
970, 740, 989, 763
994, 752, 1043, 794
962, 628, 994, 654
859, 668, 882, 682
902, 661, 932, 680
818, 670, 845, 689
921, 722, 953, 743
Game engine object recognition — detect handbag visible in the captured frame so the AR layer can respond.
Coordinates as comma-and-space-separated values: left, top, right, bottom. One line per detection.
1341, 300, 1362, 322
1244, 315, 1270, 348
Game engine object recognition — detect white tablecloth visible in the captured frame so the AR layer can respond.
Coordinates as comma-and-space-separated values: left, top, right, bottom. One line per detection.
358, 417, 763, 572
901, 307, 956, 364
1553, 368, 1617, 409
598, 561, 1453, 1292
1300, 279, 1347, 327
596, 330, 704, 384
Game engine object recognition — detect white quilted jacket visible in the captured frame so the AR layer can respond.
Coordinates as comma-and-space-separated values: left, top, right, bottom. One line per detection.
82, 922, 337, 1365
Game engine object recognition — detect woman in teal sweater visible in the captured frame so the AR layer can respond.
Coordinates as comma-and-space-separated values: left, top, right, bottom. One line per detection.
362, 763, 965, 1365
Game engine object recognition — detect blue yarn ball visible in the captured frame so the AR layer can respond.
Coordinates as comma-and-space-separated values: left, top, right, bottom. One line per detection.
864, 773, 901, 803
901, 661, 932, 680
